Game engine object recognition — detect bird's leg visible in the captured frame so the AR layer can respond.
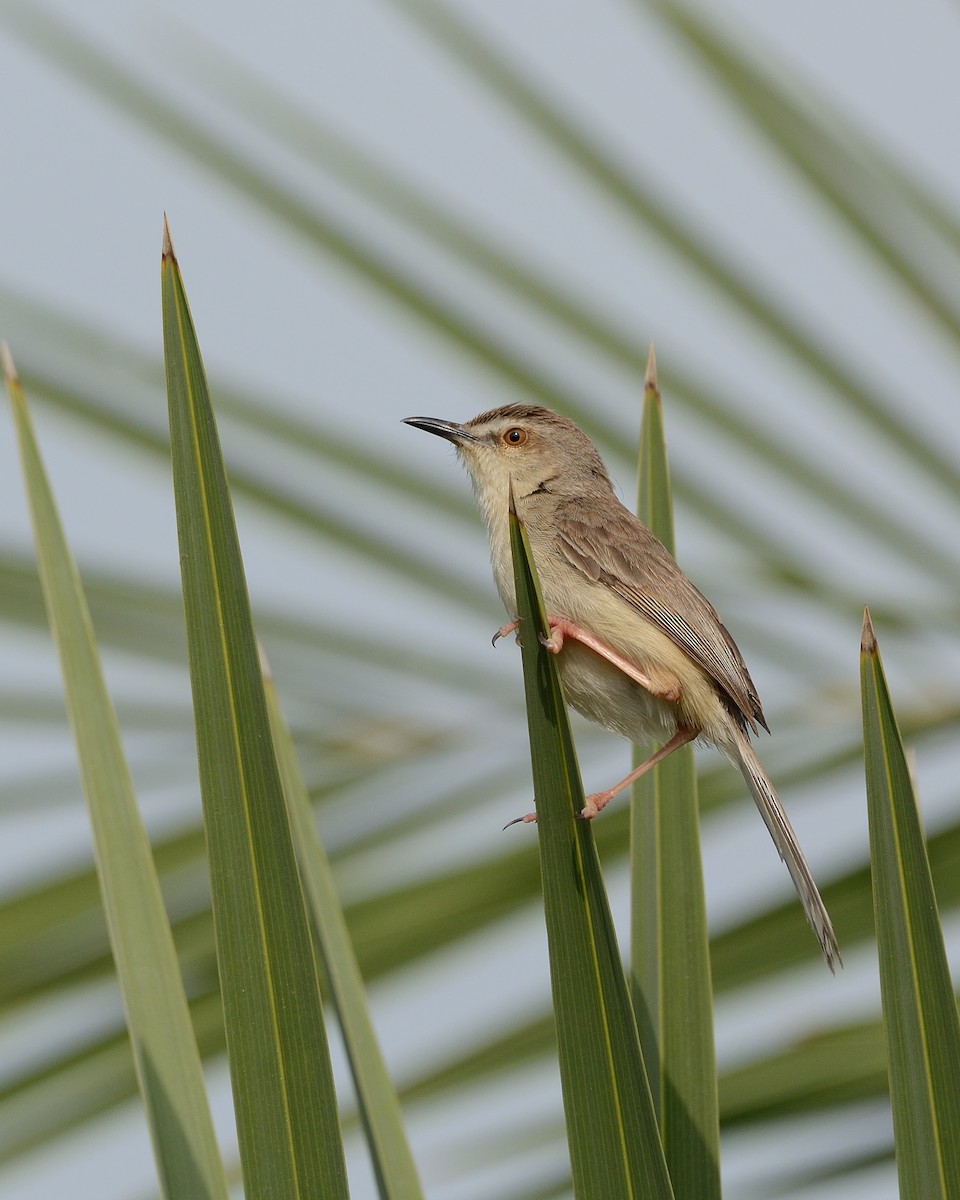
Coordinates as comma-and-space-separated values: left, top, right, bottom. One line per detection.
579, 725, 700, 819
504, 725, 700, 828
540, 617, 681, 702
493, 616, 680, 700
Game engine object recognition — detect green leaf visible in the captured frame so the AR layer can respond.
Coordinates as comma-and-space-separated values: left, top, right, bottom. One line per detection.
860, 608, 960, 1197
719, 1016, 891, 1125
0, 989, 226, 1164
655, 3, 960, 349
262, 652, 424, 1200
509, 502, 674, 1200
630, 349, 719, 1198
160, 224, 349, 1197
2, 343, 228, 1200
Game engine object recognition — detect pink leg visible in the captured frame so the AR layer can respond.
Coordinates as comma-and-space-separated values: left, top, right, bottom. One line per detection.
505, 725, 700, 828
580, 725, 699, 818
541, 618, 681, 702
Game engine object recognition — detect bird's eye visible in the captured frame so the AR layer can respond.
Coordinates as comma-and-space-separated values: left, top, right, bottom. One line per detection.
503, 427, 527, 445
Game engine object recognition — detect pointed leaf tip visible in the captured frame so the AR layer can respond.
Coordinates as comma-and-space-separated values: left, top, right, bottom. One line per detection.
0, 340, 17, 385
507, 475, 517, 516
161, 213, 175, 261
644, 341, 659, 393
861, 606, 877, 654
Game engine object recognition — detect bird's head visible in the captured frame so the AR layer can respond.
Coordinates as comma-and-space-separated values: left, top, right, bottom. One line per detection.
403, 404, 612, 520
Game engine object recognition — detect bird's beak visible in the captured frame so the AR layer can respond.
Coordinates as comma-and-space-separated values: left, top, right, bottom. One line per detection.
403, 416, 480, 445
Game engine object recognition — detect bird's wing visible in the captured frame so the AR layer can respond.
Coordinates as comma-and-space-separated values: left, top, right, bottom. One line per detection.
555, 499, 767, 733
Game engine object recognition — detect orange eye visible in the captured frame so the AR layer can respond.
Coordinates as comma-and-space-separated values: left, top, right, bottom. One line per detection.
503, 427, 527, 445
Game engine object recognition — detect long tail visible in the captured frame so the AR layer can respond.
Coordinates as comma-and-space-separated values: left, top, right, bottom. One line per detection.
727, 727, 841, 972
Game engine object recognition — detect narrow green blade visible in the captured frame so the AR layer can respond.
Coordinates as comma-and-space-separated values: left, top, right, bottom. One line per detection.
860, 609, 960, 1198
262, 652, 424, 1200
2, 344, 228, 1200
509, 503, 674, 1200
630, 348, 720, 1197
656, 3, 960, 347
160, 223, 349, 1198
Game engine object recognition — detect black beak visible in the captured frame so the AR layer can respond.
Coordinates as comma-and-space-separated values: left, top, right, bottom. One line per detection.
403, 416, 479, 445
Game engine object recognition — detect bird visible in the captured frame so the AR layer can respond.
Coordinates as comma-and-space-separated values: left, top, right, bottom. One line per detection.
403, 402, 840, 970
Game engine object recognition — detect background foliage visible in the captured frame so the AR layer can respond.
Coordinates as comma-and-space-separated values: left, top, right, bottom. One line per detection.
1, 3, 959, 1197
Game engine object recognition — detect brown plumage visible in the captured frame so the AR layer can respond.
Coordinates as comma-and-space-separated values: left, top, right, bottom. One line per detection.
404, 402, 840, 970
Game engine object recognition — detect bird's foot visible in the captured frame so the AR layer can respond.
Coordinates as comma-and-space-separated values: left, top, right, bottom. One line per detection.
537, 619, 568, 654
503, 810, 538, 829
503, 792, 612, 825
579, 791, 613, 820
492, 620, 519, 647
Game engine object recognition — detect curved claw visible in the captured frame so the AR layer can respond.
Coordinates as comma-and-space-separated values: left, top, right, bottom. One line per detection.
503, 811, 538, 829
492, 620, 519, 648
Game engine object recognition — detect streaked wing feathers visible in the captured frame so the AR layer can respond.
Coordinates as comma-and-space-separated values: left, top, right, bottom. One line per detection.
555, 502, 767, 733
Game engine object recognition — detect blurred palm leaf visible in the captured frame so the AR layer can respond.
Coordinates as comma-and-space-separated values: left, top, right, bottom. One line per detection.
1, 3, 959, 1198
861, 612, 960, 1195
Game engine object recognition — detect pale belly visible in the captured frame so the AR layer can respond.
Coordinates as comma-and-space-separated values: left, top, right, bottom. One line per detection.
489, 519, 731, 747
556, 640, 677, 742
532, 568, 729, 746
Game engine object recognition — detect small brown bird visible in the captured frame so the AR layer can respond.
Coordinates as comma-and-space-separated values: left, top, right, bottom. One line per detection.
404, 403, 840, 970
